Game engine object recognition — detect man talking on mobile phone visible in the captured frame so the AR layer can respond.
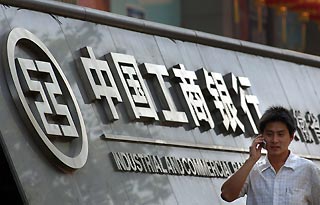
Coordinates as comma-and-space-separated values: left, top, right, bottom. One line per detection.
220, 106, 320, 205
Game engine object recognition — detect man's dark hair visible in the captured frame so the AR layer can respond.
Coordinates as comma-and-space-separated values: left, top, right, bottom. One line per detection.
258, 106, 296, 136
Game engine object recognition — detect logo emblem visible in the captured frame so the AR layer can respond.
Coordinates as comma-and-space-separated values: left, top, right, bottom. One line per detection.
4, 28, 88, 170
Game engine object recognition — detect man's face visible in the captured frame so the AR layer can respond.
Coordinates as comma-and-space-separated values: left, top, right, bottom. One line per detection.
262, 121, 293, 157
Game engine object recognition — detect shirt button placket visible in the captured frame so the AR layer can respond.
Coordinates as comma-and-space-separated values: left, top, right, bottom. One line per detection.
273, 173, 280, 205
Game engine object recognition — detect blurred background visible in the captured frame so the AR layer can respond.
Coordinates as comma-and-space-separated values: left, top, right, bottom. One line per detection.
49, 0, 320, 56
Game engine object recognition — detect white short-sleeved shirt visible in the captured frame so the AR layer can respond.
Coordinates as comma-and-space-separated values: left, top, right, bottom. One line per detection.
239, 152, 320, 205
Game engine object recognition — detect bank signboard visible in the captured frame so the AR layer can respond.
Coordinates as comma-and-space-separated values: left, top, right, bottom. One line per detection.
0, 2, 320, 205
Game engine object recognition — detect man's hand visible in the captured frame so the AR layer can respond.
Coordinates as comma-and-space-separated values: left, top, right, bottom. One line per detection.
220, 135, 264, 202
249, 134, 264, 163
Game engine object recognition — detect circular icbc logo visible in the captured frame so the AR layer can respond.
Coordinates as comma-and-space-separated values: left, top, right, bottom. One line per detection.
4, 28, 88, 171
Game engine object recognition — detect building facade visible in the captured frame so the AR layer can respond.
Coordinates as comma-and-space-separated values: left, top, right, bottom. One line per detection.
0, 1, 320, 204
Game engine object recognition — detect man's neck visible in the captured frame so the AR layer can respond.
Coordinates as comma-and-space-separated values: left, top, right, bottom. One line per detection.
268, 150, 290, 173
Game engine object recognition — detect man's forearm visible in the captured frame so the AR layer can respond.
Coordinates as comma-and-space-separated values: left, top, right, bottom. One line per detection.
220, 157, 257, 202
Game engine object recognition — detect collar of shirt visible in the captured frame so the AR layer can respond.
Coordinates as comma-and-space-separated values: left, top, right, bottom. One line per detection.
258, 151, 297, 173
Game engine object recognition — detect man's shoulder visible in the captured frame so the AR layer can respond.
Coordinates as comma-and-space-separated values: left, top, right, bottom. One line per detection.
289, 153, 319, 170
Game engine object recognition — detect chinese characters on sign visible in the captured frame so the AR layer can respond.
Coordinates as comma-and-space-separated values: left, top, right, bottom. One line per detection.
293, 109, 320, 144
78, 48, 320, 144
78, 47, 261, 136
79, 47, 122, 121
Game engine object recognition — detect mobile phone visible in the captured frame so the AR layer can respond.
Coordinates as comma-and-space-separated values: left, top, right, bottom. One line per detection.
259, 140, 266, 149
